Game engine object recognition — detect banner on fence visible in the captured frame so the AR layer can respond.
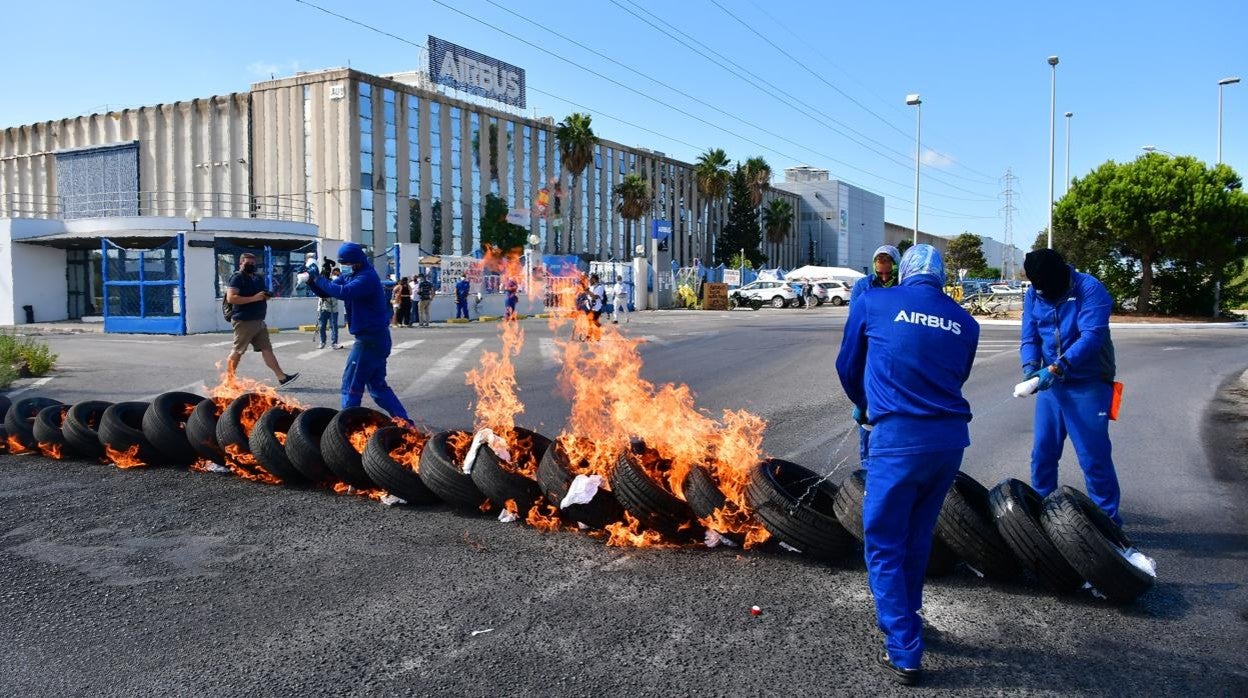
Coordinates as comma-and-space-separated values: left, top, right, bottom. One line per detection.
723, 269, 741, 286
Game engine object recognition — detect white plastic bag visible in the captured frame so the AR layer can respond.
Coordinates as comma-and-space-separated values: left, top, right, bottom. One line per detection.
559, 474, 603, 509
462, 428, 511, 474
1014, 376, 1040, 398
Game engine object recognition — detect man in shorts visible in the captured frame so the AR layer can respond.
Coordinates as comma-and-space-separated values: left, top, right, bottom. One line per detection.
225, 252, 299, 387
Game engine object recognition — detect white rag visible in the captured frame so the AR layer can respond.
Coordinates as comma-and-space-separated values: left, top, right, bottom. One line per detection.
1013, 376, 1040, 398
462, 428, 511, 475
559, 474, 603, 509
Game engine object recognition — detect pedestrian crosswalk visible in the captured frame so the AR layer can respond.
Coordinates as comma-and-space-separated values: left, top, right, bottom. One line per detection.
401, 338, 483, 396
296, 340, 355, 361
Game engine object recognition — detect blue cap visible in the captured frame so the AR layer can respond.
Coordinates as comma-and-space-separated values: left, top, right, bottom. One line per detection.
337, 242, 368, 265
899, 244, 945, 282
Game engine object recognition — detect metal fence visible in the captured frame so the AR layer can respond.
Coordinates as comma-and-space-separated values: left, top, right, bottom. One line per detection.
102, 235, 185, 334
0, 191, 311, 222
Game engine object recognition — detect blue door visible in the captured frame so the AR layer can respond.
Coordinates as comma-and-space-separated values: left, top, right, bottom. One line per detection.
102, 235, 187, 334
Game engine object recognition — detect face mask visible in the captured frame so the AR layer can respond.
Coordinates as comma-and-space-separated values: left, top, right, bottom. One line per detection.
242, 263, 256, 274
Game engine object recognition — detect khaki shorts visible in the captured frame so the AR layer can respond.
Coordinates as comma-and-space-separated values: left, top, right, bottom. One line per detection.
232, 319, 272, 354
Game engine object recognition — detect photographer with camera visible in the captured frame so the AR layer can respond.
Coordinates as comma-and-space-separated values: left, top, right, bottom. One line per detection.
225, 252, 299, 387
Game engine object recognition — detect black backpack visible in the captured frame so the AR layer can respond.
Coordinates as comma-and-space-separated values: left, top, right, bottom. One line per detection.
222, 297, 235, 322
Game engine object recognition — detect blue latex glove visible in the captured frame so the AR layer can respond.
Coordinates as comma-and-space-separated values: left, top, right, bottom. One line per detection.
305, 260, 320, 277
852, 405, 869, 425
1028, 367, 1058, 391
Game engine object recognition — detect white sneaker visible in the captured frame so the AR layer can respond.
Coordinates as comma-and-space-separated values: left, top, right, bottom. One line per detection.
332, 344, 344, 350
318, 343, 326, 349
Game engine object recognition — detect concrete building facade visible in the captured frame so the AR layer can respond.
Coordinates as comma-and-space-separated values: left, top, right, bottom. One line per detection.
772, 166, 886, 275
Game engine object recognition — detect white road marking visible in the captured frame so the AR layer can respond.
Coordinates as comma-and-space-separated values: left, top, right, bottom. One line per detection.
5, 376, 53, 397
140, 381, 209, 401
390, 339, 424, 357
401, 339, 482, 396
97, 338, 174, 345
203, 340, 234, 347
270, 340, 299, 349
296, 340, 355, 361
539, 337, 562, 367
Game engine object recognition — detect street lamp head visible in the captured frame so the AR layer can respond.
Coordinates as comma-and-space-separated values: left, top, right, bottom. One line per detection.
1065, 111, 1073, 118
905, 93, 921, 106
1218, 77, 1241, 86
634, 244, 645, 256
527, 233, 540, 246
185, 205, 203, 224
1047, 55, 1060, 66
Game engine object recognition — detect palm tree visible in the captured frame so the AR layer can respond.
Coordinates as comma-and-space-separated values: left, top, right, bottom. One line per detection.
743, 156, 771, 207
762, 198, 793, 244
554, 112, 597, 255
694, 148, 731, 263
613, 173, 652, 257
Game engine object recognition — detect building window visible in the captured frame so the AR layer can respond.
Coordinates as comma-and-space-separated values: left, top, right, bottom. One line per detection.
429, 101, 443, 254
359, 82, 374, 244
407, 96, 421, 245
538, 129, 547, 248
450, 106, 462, 255
505, 120, 517, 208
471, 111, 481, 246
522, 126, 532, 217
303, 85, 313, 202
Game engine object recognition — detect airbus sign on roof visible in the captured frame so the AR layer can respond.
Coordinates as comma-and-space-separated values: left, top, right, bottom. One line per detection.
427, 36, 526, 109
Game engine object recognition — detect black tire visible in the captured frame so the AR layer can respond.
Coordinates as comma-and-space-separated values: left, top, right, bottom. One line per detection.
5, 397, 63, 453
470, 427, 552, 510
745, 459, 857, 562
0, 395, 10, 423
750, 299, 763, 311
770, 296, 785, 309
680, 464, 764, 547
249, 405, 306, 485
98, 402, 162, 466
0, 425, 7, 454
728, 297, 739, 310
216, 392, 272, 460
989, 478, 1084, 593
831, 296, 845, 306
609, 441, 703, 542
418, 430, 488, 510
935, 472, 1022, 580
1041, 486, 1154, 603
185, 398, 229, 465
286, 407, 338, 482
63, 400, 112, 461
832, 469, 958, 577
536, 439, 625, 530
142, 391, 205, 466
320, 406, 390, 488
32, 404, 74, 459
361, 426, 440, 504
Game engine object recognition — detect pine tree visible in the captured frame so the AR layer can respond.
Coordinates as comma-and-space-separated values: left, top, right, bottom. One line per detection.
717, 165, 767, 268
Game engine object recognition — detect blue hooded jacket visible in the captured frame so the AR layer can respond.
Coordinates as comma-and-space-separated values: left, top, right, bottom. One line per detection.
850, 244, 901, 304
308, 243, 391, 336
836, 245, 980, 455
1020, 266, 1116, 384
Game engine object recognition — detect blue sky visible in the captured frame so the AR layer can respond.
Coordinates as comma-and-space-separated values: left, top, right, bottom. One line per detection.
5, 0, 1244, 247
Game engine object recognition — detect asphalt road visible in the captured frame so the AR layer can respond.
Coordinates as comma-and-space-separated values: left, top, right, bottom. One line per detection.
1, 308, 1245, 696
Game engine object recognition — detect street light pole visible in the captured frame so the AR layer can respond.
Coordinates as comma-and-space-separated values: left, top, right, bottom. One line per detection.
1047, 56, 1060, 248
1064, 112, 1073, 196
1218, 77, 1240, 164
906, 94, 922, 246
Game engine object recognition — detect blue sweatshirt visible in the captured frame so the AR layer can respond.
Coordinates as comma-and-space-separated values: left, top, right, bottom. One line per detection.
1020, 266, 1116, 384
309, 265, 390, 337
836, 275, 980, 455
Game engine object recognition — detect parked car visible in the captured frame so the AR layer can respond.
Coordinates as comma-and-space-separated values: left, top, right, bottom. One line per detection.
989, 284, 1022, 295
816, 280, 851, 306
736, 280, 798, 308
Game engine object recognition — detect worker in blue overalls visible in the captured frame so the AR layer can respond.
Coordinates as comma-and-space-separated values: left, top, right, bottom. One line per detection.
455, 276, 471, 320
848, 244, 901, 465
1020, 248, 1122, 525
836, 244, 979, 686
304, 242, 410, 423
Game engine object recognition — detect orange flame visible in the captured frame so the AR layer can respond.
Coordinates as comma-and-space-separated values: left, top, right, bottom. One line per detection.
38, 442, 64, 460
222, 443, 282, 485
465, 251, 528, 449
447, 431, 473, 464
7, 435, 31, 454
275, 431, 288, 446
211, 363, 304, 409
105, 443, 147, 469
331, 482, 389, 501
190, 458, 215, 472
346, 423, 380, 454
388, 429, 429, 473
524, 501, 568, 533
479, 498, 493, 512
604, 511, 674, 548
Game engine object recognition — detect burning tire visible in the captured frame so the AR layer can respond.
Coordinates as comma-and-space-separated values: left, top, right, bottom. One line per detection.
470, 427, 552, 510
418, 430, 488, 510
0, 395, 10, 423
186, 398, 230, 465
216, 393, 270, 461
989, 478, 1083, 593
362, 426, 440, 505
285, 407, 338, 482
98, 402, 162, 466
610, 441, 703, 542
536, 439, 625, 530
830, 468, 958, 577
32, 404, 73, 459
63, 400, 112, 460
320, 406, 390, 489
4, 397, 63, 453
745, 459, 857, 562
1041, 486, 1154, 603
142, 391, 206, 466
249, 404, 307, 485
935, 472, 1022, 580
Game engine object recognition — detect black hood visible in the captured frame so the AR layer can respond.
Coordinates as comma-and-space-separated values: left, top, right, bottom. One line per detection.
1024, 249, 1071, 299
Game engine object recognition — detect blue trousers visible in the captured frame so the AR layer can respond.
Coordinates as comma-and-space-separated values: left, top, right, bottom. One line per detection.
1031, 381, 1121, 525
455, 298, 469, 319
341, 332, 409, 421
408, 300, 420, 326
316, 311, 339, 346
863, 449, 962, 670
858, 426, 871, 464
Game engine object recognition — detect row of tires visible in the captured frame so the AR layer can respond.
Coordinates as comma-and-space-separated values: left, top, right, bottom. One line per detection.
0, 392, 1151, 603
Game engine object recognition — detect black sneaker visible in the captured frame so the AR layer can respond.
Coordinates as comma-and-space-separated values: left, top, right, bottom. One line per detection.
278, 372, 301, 388
876, 651, 921, 687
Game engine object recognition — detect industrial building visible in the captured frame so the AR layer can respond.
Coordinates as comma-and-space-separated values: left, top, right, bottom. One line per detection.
772, 166, 886, 274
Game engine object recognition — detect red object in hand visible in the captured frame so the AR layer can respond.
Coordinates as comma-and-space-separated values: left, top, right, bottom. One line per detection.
750, 605, 762, 616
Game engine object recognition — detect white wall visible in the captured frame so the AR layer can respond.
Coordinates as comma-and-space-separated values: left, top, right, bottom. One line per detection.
0, 228, 67, 324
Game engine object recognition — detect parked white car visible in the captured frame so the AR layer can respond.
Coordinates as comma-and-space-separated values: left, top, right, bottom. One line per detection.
815, 281, 852, 306
736, 280, 798, 308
